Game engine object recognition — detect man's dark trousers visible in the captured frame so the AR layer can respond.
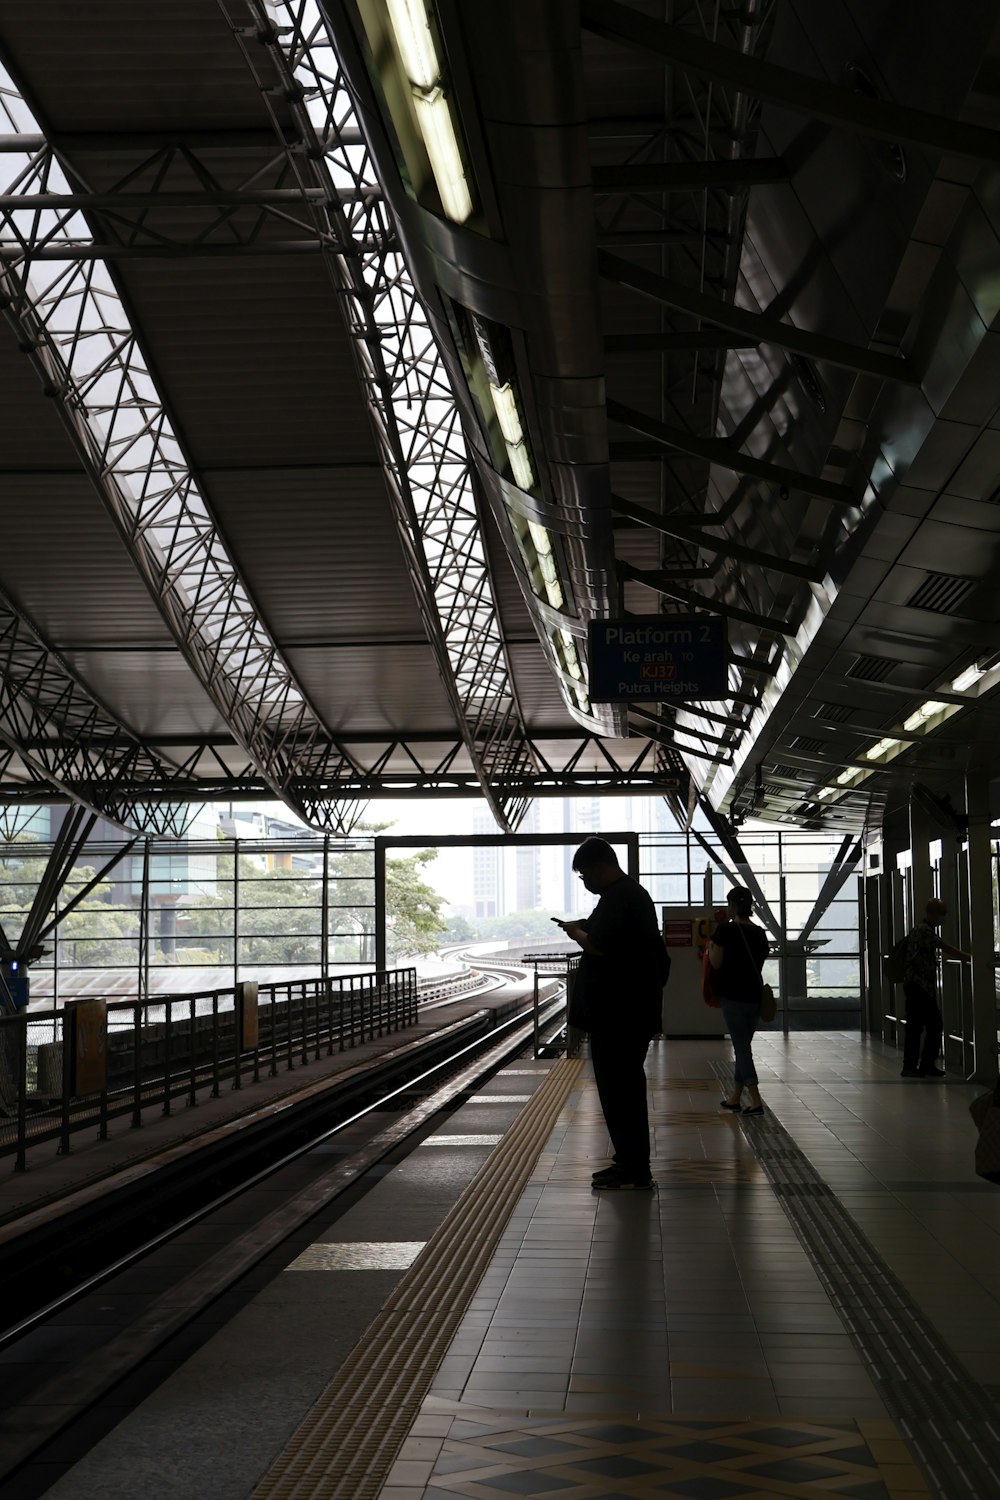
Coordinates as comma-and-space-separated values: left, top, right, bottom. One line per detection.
902, 980, 943, 1071
589, 1028, 651, 1176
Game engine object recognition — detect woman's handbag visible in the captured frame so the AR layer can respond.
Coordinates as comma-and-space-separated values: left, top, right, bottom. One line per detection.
969, 1081, 1000, 1184
759, 982, 777, 1024
701, 945, 720, 1007
736, 921, 776, 1023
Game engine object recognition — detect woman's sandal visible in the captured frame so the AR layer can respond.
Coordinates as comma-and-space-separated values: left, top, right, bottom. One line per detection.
743, 1104, 764, 1115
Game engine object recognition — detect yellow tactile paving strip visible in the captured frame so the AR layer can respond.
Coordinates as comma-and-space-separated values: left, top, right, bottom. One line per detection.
249, 1057, 583, 1500
390, 1409, 930, 1498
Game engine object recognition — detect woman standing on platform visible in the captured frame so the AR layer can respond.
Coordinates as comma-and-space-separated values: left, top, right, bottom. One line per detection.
710, 886, 770, 1115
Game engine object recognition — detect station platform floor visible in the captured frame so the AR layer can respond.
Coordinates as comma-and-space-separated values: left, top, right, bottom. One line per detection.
26, 1032, 1000, 1500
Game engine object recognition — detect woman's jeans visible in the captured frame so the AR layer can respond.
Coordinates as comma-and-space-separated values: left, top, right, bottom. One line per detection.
721, 998, 761, 1086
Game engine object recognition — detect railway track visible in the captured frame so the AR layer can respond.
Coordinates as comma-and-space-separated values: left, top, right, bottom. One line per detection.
0, 984, 565, 1489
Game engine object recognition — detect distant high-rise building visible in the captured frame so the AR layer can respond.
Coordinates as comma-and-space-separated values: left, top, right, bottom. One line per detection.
513, 804, 540, 911
472, 808, 502, 918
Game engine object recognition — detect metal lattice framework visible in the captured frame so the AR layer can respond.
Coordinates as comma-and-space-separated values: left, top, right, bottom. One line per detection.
0, 587, 203, 837
0, 730, 684, 805
589, 0, 785, 771
0, 62, 371, 836
227, 0, 536, 833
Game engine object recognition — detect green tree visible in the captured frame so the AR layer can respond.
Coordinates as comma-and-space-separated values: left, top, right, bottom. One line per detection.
385, 849, 446, 959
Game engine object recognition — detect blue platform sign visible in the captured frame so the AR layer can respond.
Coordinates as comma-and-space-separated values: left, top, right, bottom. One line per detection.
588, 616, 728, 702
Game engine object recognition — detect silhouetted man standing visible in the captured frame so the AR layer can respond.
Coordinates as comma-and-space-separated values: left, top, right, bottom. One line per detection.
555, 837, 669, 1190
901, 897, 970, 1077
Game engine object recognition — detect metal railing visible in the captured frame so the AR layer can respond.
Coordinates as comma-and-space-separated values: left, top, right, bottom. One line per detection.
522, 951, 581, 1058
0, 968, 419, 1171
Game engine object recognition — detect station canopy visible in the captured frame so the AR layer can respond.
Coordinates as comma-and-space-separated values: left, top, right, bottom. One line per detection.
1, 1, 999, 839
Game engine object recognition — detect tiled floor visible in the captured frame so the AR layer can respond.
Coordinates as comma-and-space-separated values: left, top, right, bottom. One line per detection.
379, 1033, 1000, 1500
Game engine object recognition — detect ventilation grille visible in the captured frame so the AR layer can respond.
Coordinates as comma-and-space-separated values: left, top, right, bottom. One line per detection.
771, 764, 801, 780
818, 702, 854, 723
791, 735, 826, 754
906, 572, 975, 614
847, 655, 895, 682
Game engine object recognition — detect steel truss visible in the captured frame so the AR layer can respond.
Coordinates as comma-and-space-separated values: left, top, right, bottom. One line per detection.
0, 62, 382, 836
589, 0, 783, 776
0, 731, 684, 803
224, 0, 536, 835
588, 0, 1000, 822
0, 586, 203, 836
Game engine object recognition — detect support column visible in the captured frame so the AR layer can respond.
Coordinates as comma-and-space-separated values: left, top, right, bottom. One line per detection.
375, 838, 387, 973
937, 827, 963, 1073
965, 768, 996, 1083
908, 792, 935, 916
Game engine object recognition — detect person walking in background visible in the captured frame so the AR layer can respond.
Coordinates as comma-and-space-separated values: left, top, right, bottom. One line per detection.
711, 886, 769, 1115
554, 836, 670, 1191
900, 897, 970, 1078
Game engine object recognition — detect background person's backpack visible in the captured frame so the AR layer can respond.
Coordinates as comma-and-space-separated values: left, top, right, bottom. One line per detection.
883, 935, 910, 985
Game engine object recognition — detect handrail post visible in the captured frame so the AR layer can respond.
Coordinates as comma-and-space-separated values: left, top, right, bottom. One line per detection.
59, 1008, 72, 1154
132, 1002, 142, 1128
162, 995, 172, 1115
15, 1016, 27, 1172
188, 994, 197, 1108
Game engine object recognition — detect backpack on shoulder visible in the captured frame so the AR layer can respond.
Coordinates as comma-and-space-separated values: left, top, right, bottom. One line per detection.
883, 935, 909, 986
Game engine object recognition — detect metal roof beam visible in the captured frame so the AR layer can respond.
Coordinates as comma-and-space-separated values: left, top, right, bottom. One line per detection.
232, 0, 537, 834
0, 85, 363, 835
600, 250, 918, 383
605, 329, 757, 353
0, 128, 333, 151
0, 189, 329, 209
582, 0, 1000, 164
619, 560, 797, 637
608, 398, 855, 505
592, 158, 788, 192
0, 241, 337, 260
0, 590, 205, 836
611, 493, 827, 582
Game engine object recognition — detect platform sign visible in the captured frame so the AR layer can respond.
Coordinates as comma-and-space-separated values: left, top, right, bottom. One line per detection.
70, 999, 107, 1096
588, 616, 728, 701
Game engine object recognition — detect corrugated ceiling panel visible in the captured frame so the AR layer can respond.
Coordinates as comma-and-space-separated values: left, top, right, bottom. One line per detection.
60, 649, 229, 738
0, 325, 81, 468
203, 467, 426, 644
508, 643, 583, 730
2, 3, 271, 132
1, 474, 172, 645
285, 644, 454, 735
110, 259, 374, 471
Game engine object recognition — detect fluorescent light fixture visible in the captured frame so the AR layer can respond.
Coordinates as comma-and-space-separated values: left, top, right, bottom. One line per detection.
490, 382, 524, 446
835, 766, 868, 788
490, 382, 534, 489
864, 736, 903, 761
386, 0, 440, 89
527, 520, 551, 556
505, 439, 535, 491
538, 555, 563, 609
557, 628, 584, 682
951, 663, 985, 693
411, 88, 473, 223
902, 699, 950, 731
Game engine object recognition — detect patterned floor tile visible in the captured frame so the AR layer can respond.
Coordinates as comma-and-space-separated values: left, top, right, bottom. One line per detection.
407, 1412, 928, 1498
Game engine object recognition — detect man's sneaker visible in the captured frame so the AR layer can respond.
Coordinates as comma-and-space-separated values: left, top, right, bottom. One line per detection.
591, 1164, 619, 1183
900, 1068, 921, 1077
592, 1166, 654, 1191
919, 1065, 946, 1077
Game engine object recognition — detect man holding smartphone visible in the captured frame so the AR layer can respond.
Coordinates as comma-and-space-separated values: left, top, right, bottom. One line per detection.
554, 836, 669, 1190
